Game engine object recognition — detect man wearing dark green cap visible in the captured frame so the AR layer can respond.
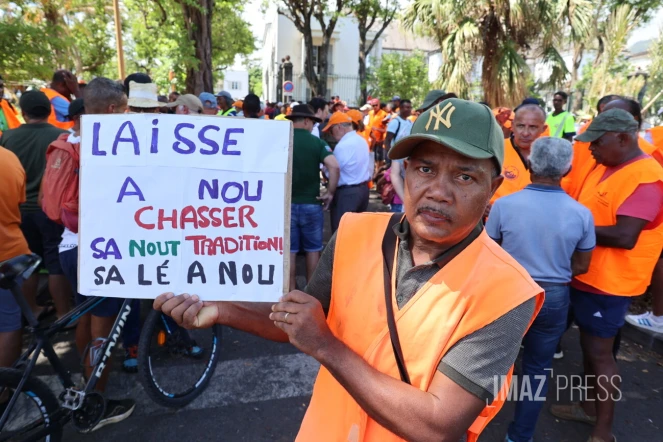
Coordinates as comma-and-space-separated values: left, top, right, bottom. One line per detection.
551, 108, 663, 442
153, 99, 543, 442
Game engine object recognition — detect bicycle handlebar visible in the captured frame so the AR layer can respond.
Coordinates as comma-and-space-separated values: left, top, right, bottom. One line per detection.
0, 254, 42, 289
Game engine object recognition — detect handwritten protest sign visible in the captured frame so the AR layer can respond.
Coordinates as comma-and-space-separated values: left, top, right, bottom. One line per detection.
78, 114, 292, 302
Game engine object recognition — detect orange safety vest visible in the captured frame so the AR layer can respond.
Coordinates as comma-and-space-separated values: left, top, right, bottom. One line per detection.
40, 88, 75, 130
1, 99, 21, 131
491, 138, 531, 203
651, 127, 663, 150
563, 137, 663, 200
368, 110, 388, 143
296, 213, 544, 442
575, 157, 663, 296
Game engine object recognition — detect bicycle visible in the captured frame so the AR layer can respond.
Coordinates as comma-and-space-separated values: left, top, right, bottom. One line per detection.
0, 254, 222, 441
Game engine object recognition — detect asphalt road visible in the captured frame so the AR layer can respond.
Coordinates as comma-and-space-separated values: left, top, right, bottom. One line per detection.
26, 194, 663, 441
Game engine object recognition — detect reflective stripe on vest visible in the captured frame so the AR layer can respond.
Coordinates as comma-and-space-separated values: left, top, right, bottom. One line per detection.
222, 107, 236, 116
491, 138, 531, 203
296, 212, 544, 442
575, 157, 663, 296
40, 88, 74, 130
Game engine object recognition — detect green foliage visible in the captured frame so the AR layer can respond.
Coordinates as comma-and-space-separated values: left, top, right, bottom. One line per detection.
0, 0, 254, 94
124, 0, 254, 94
645, 32, 663, 123
247, 60, 263, 97
367, 52, 429, 105
0, 0, 115, 82
403, 0, 591, 107
583, 5, 645, 111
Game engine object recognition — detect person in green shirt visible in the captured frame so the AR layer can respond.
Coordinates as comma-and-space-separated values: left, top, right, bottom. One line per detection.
546, 91, 576, 141
286, 104, 340, 291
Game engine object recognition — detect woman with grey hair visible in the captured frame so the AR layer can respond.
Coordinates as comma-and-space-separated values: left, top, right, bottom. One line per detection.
486, 136, 597, 442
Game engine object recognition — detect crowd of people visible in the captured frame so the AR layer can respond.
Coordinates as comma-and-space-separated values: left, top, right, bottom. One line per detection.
2, 67, 663, 442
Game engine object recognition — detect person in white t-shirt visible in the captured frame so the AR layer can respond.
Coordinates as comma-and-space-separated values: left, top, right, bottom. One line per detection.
322, 112, 371, 232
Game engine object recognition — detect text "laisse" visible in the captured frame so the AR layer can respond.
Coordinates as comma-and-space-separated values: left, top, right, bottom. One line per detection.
91, 119, 245, 156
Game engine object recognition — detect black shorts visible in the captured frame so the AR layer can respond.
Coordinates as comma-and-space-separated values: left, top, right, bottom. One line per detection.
20, 209, 64, 275
374, 142, 385, 162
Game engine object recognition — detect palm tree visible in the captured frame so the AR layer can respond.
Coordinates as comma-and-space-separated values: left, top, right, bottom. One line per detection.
584, 5, 645, 111
403, 0, 592, 107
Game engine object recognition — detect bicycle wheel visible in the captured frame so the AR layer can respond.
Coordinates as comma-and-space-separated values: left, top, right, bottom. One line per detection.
138, 309, 222, 408
0, 368, 62, 442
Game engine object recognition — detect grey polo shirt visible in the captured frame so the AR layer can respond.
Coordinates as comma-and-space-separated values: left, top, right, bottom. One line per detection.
304, 219, 535, 402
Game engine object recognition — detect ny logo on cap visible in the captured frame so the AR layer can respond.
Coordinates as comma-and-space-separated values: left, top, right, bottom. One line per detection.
425, 102, 456, 132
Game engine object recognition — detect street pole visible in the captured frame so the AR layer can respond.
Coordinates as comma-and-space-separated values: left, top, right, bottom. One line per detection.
113, 0, 126, 80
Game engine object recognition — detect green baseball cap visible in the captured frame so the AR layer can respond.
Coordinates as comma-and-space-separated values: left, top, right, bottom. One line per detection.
389, 98, 505, 169
418, 90, 447, 111
575, 108, 639, 143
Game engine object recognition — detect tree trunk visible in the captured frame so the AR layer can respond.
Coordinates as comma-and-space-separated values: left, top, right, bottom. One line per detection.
481, 12, 502, 106
571, 43, 585, 112
358, 28, 368, 103
317, 36, 331, 99
302, 30, 321, 97
181, 0, 214, 94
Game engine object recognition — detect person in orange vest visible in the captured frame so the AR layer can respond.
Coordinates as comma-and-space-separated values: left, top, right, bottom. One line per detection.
563, 96, 662, 199
489, 104, 547, 207
367, 99, 388, 168
40, 70, 80, 131
550, 109, 663, 442
650, 125, 663, 149
0, 75, 21, 135
153, 99, 544, 442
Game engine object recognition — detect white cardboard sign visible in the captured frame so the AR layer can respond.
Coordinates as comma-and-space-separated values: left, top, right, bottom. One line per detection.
78, 113, 292, 302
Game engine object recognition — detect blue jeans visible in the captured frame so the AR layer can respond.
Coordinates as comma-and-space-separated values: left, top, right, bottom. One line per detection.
507, 283, 569, 442
290, 204, 324, 253
390, 204, 403, 213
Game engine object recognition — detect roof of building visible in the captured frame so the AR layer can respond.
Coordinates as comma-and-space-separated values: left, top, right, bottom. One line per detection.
380, 21, 438, 53
627, 39, 653, 57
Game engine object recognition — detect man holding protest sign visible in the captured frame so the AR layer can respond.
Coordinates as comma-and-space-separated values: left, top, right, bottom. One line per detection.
153, 99, 544, 442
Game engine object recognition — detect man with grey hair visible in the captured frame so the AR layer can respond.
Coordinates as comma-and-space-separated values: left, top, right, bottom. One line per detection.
486, 136, 595, 442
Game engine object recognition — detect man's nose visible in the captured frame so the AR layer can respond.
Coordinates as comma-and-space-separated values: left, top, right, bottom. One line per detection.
425, 175, 454, 203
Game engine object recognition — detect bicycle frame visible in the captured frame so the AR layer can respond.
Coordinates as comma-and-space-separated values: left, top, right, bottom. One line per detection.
0, 279, 133, 436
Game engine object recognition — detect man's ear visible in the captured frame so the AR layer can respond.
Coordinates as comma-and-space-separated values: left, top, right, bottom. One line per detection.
490, 174, 504, 196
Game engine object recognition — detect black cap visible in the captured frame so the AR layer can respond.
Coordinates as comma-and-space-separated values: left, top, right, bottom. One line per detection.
67, 98, 85, 118
19, 90, 52, 115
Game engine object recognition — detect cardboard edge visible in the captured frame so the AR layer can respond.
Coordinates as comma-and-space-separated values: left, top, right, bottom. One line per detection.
282, 122, 294, 296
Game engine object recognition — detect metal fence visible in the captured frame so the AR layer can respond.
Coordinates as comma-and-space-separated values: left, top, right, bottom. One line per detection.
266, 72, 363, 106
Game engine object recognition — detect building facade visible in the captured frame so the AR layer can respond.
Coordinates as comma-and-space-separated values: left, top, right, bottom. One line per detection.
261, 8, 437, 106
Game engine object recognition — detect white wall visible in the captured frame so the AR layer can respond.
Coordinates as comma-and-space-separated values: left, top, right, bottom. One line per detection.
222, 70, 249, 99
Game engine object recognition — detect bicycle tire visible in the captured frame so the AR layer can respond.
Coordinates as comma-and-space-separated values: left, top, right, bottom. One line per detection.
138, 309, 222, 408
0, 368, 62, 442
